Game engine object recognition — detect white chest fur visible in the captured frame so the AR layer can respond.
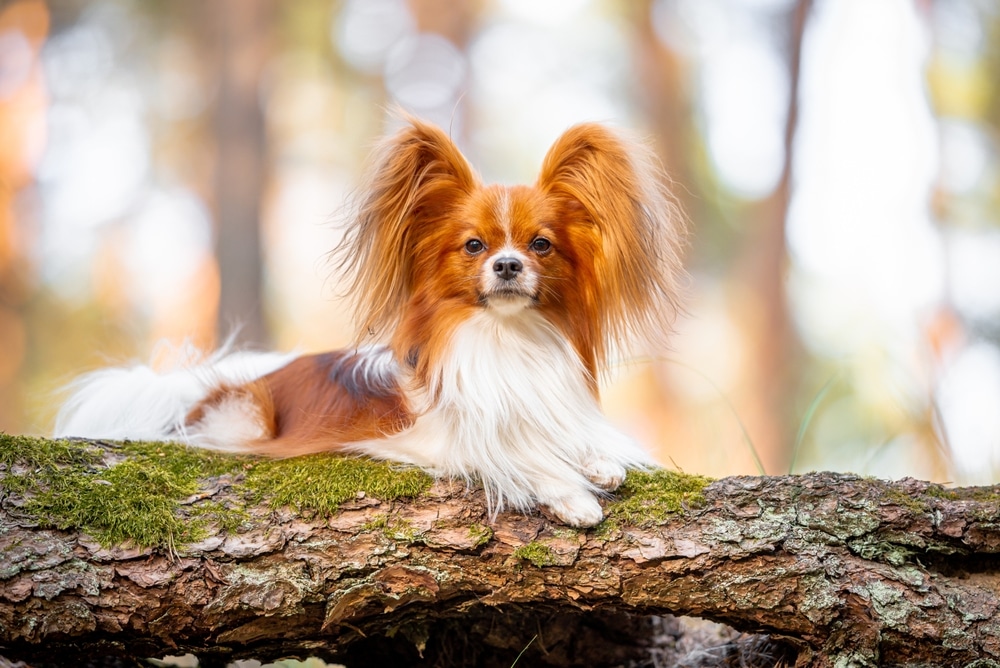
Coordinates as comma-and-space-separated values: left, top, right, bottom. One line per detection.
349, 309, 651, 523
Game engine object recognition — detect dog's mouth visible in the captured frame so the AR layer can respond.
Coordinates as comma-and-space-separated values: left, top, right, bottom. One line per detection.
479, 288, 539, 307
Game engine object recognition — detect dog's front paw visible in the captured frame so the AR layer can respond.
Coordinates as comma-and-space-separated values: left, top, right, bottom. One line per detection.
542, 493, 604, 528
582, 459, 627, 492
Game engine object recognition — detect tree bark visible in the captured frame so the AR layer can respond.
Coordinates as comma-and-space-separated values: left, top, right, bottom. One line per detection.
2, 439, 1000, 667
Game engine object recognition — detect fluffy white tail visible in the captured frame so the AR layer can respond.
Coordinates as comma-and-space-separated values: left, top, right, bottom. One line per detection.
54, 345, 295, 442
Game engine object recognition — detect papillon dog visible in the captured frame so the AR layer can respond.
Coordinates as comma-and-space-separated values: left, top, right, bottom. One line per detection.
55, 116, 685, 527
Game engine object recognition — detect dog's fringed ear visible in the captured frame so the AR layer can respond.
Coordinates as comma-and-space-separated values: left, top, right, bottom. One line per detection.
335, 116, 477, 343
537, 124, 686, 364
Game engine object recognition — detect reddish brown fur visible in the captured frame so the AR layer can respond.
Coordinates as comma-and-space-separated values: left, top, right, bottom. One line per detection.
187, 352, 412, 458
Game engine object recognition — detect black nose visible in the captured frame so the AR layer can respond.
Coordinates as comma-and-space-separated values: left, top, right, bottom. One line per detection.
493, 257, 523, 281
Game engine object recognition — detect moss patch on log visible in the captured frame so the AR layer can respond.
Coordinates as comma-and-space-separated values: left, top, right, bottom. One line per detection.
0, 434, 103, 470
0, 434, 245, 549
360, 513, 423, 543
468, 523, 493, 548
0, 434, 432, 550
241, 454, 433, 516
513, 541, 557, 567
925, 483, 1000, 504
604, 469, 713, 526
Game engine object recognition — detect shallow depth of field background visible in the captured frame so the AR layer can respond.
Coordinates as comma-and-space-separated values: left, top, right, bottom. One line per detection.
1, 0, 998, 484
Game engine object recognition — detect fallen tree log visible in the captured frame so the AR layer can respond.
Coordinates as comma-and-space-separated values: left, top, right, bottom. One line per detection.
1, 434, 999, 667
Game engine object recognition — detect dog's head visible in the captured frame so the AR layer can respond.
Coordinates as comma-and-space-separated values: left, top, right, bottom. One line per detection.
335, 115, 686, 379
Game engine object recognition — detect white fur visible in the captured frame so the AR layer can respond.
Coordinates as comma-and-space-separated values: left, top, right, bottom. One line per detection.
340, 344, 399, 394
54, 345, 296, 442
346, 307, 652, 526
187, 392, 273, 450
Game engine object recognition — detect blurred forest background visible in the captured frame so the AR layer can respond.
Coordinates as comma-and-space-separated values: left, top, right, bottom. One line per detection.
1, 0, 998, 484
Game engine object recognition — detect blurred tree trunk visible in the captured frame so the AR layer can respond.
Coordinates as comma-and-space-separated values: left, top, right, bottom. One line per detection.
629, 1, 735, 474
210, 0, 273, 348
407, 0, 477, 46
633, 0, 697, 216
732, 0, 811, 474
627, 1, 809, 476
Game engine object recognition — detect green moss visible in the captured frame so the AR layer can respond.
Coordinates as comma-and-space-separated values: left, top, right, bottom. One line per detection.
240, 453, 433, 515
925, 485, 962, 501
361, 514, 391, 531
388, 520, 421, 543
881, 483, 1000, 520
925, 484, 1000, 504
190, 500, 250, 534
468, 523, 493, 548
360, 513, 421, 542
882, 487, 930, 514
0, 433, 103, 469
594, 517, 621, 539
33, 459, 208, 549
605, 469, 713, 526
0, 435, 432, 551
117, 440, 248, 479
0, 434, 246, 549
958, 488, 1000, 504
512, 541, 557, 567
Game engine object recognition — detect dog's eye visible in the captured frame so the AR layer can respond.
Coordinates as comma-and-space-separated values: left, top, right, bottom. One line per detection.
465, 239, 485, 254
530, 237, 551, 254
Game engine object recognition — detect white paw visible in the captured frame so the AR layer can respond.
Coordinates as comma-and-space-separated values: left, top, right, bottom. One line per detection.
582, 459, 627, 492
542, 493, 604, 528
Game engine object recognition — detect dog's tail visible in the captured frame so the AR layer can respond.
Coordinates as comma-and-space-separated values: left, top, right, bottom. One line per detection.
53, 343, 296, 444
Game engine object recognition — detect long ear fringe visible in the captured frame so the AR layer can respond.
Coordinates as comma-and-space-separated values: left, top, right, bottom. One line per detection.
537, 124, 688, 371
331, 114, 477, 345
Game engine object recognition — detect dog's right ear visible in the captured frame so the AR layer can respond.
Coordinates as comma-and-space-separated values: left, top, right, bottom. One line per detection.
335, 115, 477, 343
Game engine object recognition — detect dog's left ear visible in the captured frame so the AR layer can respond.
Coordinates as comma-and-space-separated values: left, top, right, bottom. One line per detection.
537, 124, 687, 361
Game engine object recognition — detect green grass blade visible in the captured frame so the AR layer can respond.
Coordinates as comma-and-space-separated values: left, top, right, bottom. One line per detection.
510, 635, 537, 667
788, 373, 838, 474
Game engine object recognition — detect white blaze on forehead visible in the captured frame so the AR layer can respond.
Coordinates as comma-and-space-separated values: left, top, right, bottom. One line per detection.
494, 188, 514, 246
486, 191, 528, 267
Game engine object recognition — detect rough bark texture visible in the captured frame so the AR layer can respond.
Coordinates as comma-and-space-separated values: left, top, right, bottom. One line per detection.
2, 439, 1000, 668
